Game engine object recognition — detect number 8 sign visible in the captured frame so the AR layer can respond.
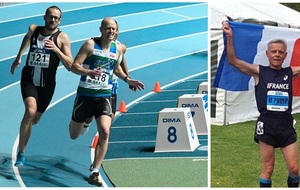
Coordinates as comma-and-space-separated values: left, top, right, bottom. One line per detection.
154, 108, 200, 152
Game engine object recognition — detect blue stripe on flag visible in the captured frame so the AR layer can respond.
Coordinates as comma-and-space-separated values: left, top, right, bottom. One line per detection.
213, 21, 264, 91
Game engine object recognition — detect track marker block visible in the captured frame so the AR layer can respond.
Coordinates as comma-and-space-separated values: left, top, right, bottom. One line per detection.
154, 108, 200, 152
197, 81, 208, 94
177, 94, 208, 135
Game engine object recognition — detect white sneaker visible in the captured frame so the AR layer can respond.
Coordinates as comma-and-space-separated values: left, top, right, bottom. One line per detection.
81, 125, 89, 136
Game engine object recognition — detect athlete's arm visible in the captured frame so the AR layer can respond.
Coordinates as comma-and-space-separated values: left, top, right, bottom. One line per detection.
122, 56, 136, 91
114, 63, 145, 90
113, 45, 129, 81
222, 21, 259, 79
119, 44, 136, 91
10, 24, 36, 74
71, 39, 100, 78
120, 44, 129, 76
47, 32, 73, 71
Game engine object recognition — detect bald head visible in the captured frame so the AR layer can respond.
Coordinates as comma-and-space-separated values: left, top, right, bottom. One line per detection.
99, 17, 118, 41
101, 17, 116, 28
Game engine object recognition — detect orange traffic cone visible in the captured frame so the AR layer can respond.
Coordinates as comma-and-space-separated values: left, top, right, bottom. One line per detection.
91, 134, 99, 149
153, 82, 162, 93
118, 100, 127, 112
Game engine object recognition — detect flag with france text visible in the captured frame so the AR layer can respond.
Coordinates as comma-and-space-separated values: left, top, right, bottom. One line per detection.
213, 21, 300, 96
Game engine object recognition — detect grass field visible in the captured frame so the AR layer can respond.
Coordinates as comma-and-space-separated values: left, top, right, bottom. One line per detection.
211, 113, 300, 188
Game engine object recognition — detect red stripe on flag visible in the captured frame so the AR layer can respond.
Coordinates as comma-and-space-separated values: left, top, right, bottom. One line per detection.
290, 38, 300, 96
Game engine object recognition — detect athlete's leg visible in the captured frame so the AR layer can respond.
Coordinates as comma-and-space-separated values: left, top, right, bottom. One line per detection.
18, 97, 38, 153
69, 120, 85, 139
69, 95, 90, 139
259, 141, 275, 187
84, 117, 93, 125
92, 115, 112, 170
281, 142, 299, 187
32, 112, 43, 125
82, 116, 93, 136
82, 94, 116, 134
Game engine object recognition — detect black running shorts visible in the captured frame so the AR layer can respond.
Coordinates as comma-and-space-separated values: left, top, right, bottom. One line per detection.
20, 80, 55, 113
254, 115, 297, 148
71, 95, 112, 123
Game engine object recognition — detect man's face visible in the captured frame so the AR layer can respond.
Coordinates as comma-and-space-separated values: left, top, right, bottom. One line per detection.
44, 8, 61, 31
266, 42, 287, 68
101, 20, 118, 41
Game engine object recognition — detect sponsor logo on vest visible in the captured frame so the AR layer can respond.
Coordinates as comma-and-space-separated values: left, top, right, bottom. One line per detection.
33, 49, 46, 53
267, 83, 289, 90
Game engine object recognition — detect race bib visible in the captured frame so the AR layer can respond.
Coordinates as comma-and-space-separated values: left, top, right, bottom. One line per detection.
85, 68, 111, 88
266, 91, 289, 112
28, 49, 50, 68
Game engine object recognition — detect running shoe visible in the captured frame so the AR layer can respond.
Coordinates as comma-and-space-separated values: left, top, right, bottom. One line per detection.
81, 125, 89, 136
88, 172, 102, 186
14, 152, 25, 167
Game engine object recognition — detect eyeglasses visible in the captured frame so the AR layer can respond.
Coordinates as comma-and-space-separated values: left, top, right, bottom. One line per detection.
46, 15, 60, 21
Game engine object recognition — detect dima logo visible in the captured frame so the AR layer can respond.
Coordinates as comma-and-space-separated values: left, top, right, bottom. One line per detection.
163, 118, 181, 123
182, 103, 199, 108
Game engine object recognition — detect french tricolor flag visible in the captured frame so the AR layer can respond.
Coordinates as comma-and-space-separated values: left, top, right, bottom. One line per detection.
214, 21, 300, 96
